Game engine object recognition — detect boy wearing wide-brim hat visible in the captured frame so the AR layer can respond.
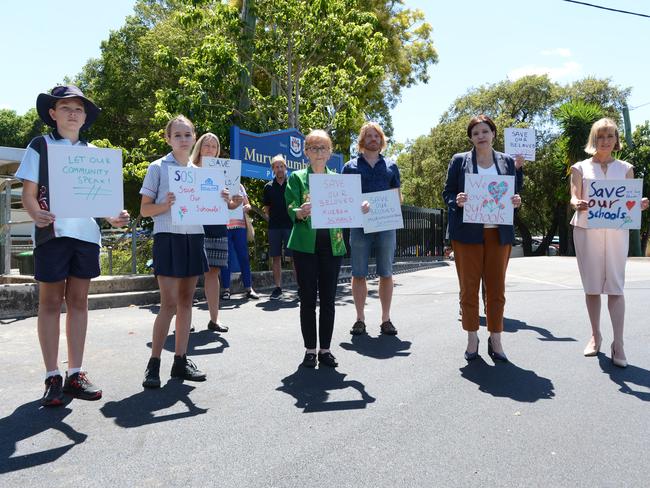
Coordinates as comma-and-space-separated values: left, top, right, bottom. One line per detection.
16, 85, 129, 407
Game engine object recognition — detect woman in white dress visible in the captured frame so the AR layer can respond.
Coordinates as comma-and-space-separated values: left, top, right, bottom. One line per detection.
570, 118, 649, 367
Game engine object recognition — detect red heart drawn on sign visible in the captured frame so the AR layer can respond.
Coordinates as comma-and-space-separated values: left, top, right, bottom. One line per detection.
626, 200, 636, 210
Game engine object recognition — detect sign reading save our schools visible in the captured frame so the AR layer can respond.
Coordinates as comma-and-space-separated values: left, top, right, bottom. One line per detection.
47, 145, 124, 218
462, 174, 515, 225
202, 156, 243, 220
230, 125, 344, 180
362, 189, 403, 234
309, 174, 363, 229
585, 179, 643, 229
168, 166, 227, 226
504, 128, 536, 161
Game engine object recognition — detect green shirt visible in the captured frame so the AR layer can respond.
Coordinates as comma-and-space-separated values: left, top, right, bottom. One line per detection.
285, 166, 347, 256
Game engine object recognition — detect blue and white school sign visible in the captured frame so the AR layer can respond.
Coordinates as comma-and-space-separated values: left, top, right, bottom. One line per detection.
230, 125, 344, 180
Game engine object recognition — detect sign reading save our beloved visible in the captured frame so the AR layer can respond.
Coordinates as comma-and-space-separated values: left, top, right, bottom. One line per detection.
168, 166, 227, 225
47, 145, 124, 218
585, 179, 643, 229
504, 127, 536, 161
362, 189, 403, 233
308, 174, 363, 229
462, 174, 515, 225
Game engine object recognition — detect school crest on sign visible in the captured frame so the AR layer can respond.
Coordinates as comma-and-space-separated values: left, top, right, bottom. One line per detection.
290, 136, 302, 157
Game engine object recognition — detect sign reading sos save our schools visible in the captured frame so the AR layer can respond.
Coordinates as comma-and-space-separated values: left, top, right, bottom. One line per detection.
585, 179, 642, 229
168, 166, 227, 225
230, 125, 344, 180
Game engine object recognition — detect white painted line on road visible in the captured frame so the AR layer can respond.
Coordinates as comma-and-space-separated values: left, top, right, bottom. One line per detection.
507, 273, 573, 289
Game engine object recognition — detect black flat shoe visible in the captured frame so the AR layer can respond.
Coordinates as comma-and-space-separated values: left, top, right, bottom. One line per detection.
487, 337, 508, 363
318, 352, 338, 367
302, 352, 317, 368
464, 338, 479, 361
207, 320, 229, 333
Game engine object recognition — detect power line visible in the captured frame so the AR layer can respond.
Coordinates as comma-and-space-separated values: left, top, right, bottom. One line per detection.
562, 0, 650, 18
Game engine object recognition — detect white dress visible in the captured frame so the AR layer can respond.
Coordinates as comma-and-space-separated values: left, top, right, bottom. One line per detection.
570, 158, 633, 295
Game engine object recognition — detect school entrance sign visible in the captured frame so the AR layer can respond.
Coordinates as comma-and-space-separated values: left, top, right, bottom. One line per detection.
230, 125, 344, 180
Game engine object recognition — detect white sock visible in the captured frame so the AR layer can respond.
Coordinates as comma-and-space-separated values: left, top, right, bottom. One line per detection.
45, 369, 61, 379
67, 367, 82, 375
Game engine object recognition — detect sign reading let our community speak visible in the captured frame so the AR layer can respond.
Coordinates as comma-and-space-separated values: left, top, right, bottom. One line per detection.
462, 174, 515, 225
48, 145, 124, 218
308, 174, 363, 229
362, 189, 403, 233
585, 179, 643, 229
168, 166, 227, 226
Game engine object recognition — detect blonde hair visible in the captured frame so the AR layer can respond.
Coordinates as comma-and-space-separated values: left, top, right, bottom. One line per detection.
357, 122, 387, 153
271, 154, 286, 168
304, 129, 332, 150
585, 118, 621, 155
165, 115, 195, 139
191, 132, 221, 166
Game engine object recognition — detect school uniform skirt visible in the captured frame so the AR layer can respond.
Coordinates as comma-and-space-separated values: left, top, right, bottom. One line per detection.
153, 233, 208, 277
573, 226, 628, 295
205, 236, 229, 268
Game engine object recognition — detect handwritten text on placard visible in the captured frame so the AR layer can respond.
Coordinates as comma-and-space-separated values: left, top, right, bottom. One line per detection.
309, 174, 363, 229
362, 189, 403, 233
169, 166, 227, 225
504, 128, 536, 161
462, 174, 515, 225
585, 179, 642, 229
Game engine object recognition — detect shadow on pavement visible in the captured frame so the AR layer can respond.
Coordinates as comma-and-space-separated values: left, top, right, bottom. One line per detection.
101, 381, 208, 428
459, 357, 555, 402
145, 330, 230, 356
277, 366, 376, 413
339, 334, 412, 359
255, 298, 299, 311
0, 400, 87, 474
502, 317, 577, 342
598, 353, 650, 401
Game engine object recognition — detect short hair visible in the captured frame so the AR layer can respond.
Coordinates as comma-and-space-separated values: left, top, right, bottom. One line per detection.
357, 122, 387, 153
304, 129, 332, 150
467, 114, 497, 139
585, 118, 621, 155
271, 154, 286, 168
190, 132, 220, 166
165, 115, 195, 139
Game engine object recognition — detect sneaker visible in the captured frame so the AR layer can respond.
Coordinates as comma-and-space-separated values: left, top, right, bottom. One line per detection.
41, 374, 64, 407
269, 287, 283, 300
207, 320, 229, 333
302, 352, 317, 368
350, 320, 367, 335
63, 371, 103, 400
142, 357, 161, 388
380, 320, 398, 336
170, 355, 207, 381
220, 290, 231, 300
246, 289, 259, 300
318, 351, 338, 367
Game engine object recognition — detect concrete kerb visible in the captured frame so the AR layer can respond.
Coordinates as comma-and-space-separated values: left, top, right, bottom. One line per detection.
0, 259, 445, 320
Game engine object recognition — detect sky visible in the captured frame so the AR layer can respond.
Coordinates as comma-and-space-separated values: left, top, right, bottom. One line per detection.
1, 0, 649, 144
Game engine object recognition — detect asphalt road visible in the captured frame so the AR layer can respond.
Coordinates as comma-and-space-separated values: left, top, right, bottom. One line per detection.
1, 257, 649, 487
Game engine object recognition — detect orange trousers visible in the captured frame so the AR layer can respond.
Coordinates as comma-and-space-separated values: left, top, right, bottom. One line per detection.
452, 228, 512, 332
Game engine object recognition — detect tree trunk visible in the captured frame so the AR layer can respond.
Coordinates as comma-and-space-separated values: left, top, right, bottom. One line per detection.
294, 61, 301, 130
238, 0, 256, 117
287, 36, 294, 128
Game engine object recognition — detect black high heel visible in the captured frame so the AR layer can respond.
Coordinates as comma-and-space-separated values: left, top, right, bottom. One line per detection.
488, 337, 508, 363
464, 338, 479, 361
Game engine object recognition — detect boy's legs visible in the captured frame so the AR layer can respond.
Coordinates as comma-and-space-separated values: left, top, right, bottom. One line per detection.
37, 281, 66, 372
64, 276, 91, 369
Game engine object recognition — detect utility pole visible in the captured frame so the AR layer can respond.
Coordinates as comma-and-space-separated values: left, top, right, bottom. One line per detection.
238, 0, 256, 119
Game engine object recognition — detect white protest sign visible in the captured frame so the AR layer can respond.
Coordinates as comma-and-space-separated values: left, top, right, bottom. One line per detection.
462, 174, 515, 225
48, 145, 124, 218
308, 173, 363, 229
585, 179, 642, 229
362, 189, 403, 233
202, 157, 243, 220
504, 127, 536, 161
168, 166, 228, 225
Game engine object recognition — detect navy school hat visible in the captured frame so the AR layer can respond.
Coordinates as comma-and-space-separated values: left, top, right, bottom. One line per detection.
36, 85, 101, 131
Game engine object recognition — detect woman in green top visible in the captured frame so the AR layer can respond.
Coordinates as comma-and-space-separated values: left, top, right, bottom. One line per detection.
285, 130, 347, 368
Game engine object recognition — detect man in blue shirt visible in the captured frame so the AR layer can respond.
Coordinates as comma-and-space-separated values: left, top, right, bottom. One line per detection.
343, 122, 401, 336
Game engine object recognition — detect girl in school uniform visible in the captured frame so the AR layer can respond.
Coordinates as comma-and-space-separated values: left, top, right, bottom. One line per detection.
189, 132, 243, 332
140, 115, 209, 388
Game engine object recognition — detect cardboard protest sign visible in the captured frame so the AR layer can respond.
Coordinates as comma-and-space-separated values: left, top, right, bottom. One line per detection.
585, 179, 642, 229
48, 145, 124, 218
362, 189, 403, 233
168, 166, 227, 225
504, 128, 536, 161
462, 174, 515, 225
202, 157, 243, 220
308, 174, 363, 229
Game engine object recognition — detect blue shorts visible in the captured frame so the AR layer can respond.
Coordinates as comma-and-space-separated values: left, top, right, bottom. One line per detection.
350, 228, 396, 278
34, 237, 100, 283
268, 228, 293, 257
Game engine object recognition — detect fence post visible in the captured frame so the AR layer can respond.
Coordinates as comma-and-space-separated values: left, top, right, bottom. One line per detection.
131, 219, 138, 274
1, 183, 11, 274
